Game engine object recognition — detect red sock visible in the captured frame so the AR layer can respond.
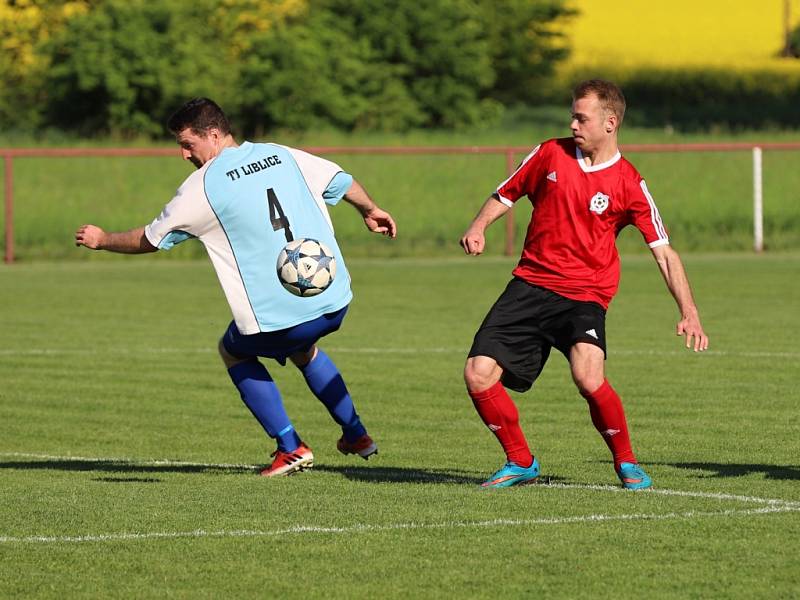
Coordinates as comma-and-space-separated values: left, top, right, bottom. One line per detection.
469, 381, 533, 467
581, 379, 636, 469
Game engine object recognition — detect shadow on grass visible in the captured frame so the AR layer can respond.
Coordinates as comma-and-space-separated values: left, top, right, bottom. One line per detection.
92, 476, 163, 483
0, 458, 256, 475
315, 464, 483, 484
1, 457, 573, 486
315, 464, 570, 486
2, 458, 485, 484
657, 462, 800, 481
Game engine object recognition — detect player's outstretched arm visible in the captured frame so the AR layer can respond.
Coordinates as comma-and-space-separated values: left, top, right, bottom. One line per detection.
75, 224, 157, 254
651, 244, 709, 352
343, 179, 397, 238
460, 195, 509, 256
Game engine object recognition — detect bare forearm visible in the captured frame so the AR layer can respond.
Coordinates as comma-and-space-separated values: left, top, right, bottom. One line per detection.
460, 195, 510, 255
343, 179, 397, 238
104, 228, 157, 253
654, 246, 699, 317
75, 225, 157, 254
470, 195, 510, 232
343, 179, 376, 216
652, 244, 709, 351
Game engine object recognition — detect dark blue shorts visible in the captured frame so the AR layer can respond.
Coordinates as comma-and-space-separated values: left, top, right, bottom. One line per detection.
222, 306, 348, 365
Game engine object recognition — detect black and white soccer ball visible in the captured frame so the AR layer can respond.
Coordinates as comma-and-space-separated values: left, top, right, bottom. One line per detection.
276, 238, 337, 297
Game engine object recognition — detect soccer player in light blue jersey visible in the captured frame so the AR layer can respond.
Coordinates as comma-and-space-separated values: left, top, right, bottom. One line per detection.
75, 98, 396, 476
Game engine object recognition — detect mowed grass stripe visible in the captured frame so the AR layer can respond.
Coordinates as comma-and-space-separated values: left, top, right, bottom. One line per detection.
2, 505, 798, 546
2, 451, 797, 508
1, 347, 798, 359
1, 478, 797, 547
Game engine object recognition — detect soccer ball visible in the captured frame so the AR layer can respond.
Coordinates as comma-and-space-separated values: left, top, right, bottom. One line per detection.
276, 238, 337, 297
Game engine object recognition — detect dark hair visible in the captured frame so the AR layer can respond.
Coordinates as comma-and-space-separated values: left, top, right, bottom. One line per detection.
572, 79, 626, 125
167, 97, 231, 136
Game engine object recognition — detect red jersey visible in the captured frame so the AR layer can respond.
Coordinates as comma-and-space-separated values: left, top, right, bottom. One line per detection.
496, 138, 669, 309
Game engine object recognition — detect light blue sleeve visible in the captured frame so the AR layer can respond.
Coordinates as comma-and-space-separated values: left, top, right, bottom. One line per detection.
322, 172, 353, 205
157, 230, 195, 250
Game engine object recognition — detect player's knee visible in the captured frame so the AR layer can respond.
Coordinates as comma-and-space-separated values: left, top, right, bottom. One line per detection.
572, 371, 604, 395
218, 338, 243, 369
569, 345, 605, 394
289, 345, 317, 368
464, 357, 501, 392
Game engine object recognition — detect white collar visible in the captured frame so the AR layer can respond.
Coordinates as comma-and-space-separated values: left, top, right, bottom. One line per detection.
575, 147, 621, 172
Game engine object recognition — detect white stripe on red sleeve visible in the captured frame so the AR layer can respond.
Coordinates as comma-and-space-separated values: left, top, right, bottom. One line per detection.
640, 180, 670, 247
495, 144, 541, 205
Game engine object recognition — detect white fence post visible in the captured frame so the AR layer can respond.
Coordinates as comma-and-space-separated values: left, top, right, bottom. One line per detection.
753, 146, 764, 253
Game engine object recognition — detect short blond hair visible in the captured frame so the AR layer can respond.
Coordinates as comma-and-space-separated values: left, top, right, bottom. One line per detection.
573, 79, 626, 125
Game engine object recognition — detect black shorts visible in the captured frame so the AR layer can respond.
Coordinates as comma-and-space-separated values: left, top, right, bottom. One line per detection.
468, 278, 607, 393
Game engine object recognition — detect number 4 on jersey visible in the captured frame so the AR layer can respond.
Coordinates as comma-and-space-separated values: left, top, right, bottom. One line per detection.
267, 188, 293, 242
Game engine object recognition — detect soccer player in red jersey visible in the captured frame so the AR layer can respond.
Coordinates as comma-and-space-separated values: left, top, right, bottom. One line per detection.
460, 79, 709, 489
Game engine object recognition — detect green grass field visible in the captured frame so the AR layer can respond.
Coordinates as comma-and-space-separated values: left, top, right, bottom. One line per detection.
1, 253, 799, 598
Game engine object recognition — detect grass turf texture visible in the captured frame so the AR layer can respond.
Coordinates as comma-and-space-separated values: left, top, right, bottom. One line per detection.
1, 253, 799, 598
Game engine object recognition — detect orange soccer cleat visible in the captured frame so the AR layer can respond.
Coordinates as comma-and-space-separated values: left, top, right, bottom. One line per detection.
336, 434, 378, 460
260, 443, 314, 477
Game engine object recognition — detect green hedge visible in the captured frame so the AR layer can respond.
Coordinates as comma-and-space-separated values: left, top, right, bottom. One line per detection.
1, 0, 574, 137
560, 64, 800, 130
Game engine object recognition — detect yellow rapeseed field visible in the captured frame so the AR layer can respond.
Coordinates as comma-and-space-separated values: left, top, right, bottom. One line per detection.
563, 0, 800, 68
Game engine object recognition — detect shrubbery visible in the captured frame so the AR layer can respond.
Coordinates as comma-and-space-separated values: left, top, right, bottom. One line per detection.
561, 63, 800, 130
0, 0, 574, 137
787, 23, 800, 58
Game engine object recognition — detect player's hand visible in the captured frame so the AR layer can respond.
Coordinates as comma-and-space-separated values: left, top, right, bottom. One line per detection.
460, 226, 485, 255
75, 224, 107, 250
363, 207, 397, 238
676, 314, 709, 352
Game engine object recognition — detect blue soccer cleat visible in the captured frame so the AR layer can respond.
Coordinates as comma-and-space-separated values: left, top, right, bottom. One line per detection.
616, 462, 652, 490
481, 458, 540, 488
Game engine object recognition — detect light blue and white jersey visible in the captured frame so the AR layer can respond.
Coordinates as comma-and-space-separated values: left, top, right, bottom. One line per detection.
145, 142, 353, 334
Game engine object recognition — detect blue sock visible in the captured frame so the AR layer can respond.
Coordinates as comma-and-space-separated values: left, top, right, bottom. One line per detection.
227, 360, 301, 452
300, 349, 366, 442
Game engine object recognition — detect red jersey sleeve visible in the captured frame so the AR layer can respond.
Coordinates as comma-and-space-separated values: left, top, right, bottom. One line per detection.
627, 177, 670, 248
495, 143, 546, 207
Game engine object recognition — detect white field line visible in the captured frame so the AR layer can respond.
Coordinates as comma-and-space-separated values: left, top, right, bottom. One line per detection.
0, 505, 797, 546
546, 482, 800, 507
0, 347, 798, 359
1, 451, 799, 546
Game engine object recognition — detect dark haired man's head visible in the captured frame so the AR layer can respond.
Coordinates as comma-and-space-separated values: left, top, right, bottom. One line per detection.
167, 97, 231, 137
168, 98, 236, 169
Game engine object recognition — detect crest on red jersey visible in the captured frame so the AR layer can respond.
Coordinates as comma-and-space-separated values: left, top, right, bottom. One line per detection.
589, 192, 609, 214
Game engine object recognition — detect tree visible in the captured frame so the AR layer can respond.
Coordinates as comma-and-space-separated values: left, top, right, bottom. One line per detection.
480, 0, 575, 104
787, 23, 800, 58
3, 0, 575, 135
42, 0, 239, 136
0, 0, 92, 130
322, 0, 499, 128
